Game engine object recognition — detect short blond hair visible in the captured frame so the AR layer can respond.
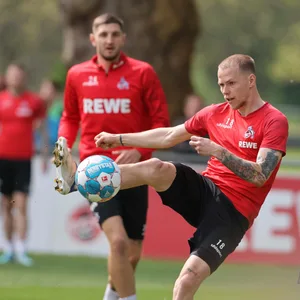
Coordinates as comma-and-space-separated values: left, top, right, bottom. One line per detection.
218, 54, 256, 74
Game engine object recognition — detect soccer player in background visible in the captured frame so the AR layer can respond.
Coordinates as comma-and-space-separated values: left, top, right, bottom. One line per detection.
94, 54, 289, 300
53, 14, 169, 300
0, 63, 49, 266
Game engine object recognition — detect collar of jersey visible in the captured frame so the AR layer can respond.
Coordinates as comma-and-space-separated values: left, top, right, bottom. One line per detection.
91, 52, 127, 72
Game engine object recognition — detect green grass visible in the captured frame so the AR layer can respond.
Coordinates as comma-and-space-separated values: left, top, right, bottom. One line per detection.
0, 254, 299, 300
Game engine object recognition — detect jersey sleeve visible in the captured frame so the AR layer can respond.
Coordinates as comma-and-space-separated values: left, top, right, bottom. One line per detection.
184, 105, 213, 136
260, 114, 289, 156
58, 69, 80, 149
137, 65, 170, 157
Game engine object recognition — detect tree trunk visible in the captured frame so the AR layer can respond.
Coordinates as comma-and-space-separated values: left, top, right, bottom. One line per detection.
60, 0, 200, 119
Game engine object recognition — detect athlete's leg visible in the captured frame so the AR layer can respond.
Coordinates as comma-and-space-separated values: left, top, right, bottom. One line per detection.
104, 239, 142, 299
12, 191, 33, 266
12, 160, 34, 266
172, 191, 249, 300
173, 255, 210, 300
119, 158, 176, 192
0, 195, 14, 264
102, 216, 135, 298
128, 239, 143, 271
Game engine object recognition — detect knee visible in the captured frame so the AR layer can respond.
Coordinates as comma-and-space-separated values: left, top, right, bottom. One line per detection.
128, 252, 141, 269
14, 203, 27, 217
1, 198, 13, 215
173, 274, 199, 297
110, 236, 129, 258
144, 158, 166, 178
145, 158, 163, 171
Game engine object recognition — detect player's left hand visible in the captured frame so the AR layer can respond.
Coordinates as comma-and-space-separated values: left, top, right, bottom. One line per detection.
112, 149, 142, 164
189, 136, 221, 157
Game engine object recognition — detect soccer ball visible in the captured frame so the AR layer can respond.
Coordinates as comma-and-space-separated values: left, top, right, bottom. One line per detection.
75, 155, 121, 203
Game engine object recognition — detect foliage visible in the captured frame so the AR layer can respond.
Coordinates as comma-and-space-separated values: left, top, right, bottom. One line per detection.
0, 0, 62, 89
0, 0, 300, 110
192, 0, 300, 107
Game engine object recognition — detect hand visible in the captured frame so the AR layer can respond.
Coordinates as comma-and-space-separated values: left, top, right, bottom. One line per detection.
112, 149, 142, 164
189, 136, 222, 157
94, 132, 120, 149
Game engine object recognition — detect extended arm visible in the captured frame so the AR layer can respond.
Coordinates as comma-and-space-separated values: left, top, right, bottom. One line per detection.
95, 124, 192, 149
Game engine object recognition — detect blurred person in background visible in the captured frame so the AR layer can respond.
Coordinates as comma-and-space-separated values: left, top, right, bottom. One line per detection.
35, 79, 62, 150
0, 63, 49, 266
172, 94, 205, 153
52, 13, 169, 300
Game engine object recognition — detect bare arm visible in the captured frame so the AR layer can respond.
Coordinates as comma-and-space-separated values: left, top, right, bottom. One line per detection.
95, 124, 192, 149
216, 147, 283, 187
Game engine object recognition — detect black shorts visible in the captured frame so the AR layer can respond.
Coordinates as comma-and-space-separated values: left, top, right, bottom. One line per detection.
90, 185, 148, 240
0, 159, 31, 196
157, 163, 249, 273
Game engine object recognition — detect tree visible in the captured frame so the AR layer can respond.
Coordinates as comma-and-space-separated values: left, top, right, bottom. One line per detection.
192, 0, 300, 105
59, 0, 200, 118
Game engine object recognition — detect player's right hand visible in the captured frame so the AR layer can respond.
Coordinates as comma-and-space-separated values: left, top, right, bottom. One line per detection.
94, 132, 120, 149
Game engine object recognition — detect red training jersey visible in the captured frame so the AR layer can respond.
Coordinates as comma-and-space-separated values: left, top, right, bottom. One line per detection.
185, 102, 289, 225
58, 53, 170, 161
0, 90, 46, 159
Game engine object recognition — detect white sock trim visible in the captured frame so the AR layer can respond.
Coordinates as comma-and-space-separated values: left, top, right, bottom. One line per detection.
103, 284, 119, 300
119, 295, 136, 300
15, 239, 26, 255
3, 240, 13, 253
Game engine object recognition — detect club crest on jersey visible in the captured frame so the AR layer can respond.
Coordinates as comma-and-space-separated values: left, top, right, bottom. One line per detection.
239, 125, 257, 149
117, 77, 129, 90
83, 76, 99, 86
16, 101, 33, 117
244, 126, 255, 139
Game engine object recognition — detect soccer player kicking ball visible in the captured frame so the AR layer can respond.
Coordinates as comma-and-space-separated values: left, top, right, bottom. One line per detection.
94, 54, 289, 300
53, 14, 169, 300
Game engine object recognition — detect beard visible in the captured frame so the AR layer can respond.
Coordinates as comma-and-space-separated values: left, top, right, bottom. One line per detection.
100, 49, 121, 62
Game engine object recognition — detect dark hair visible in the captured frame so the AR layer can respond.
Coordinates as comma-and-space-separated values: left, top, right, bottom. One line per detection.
218, 54, 256, 74
92, 13, 124, 32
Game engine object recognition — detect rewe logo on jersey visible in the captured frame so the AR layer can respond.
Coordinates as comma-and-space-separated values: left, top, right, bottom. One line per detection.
83, 98, 131, 114
239, 141, 258, 149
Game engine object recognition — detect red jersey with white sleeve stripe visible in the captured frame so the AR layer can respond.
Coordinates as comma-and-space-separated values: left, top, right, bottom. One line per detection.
185, 102, 288, 225
0, 90, 46, 159
58, 53, 170, 161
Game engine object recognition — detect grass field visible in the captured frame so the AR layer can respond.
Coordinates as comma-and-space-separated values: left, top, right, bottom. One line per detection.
0, 254, 299, 300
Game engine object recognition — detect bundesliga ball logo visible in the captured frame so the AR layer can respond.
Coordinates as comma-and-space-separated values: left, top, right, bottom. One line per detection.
75, 155, 121, 202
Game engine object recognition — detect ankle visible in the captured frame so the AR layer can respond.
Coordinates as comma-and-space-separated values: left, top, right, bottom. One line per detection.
3, 240, 13, 253
103, 283, 119, 300
15, 238, 26, 255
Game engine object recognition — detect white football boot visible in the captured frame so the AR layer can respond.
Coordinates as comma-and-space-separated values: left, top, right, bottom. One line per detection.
53, 137, 76, 195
